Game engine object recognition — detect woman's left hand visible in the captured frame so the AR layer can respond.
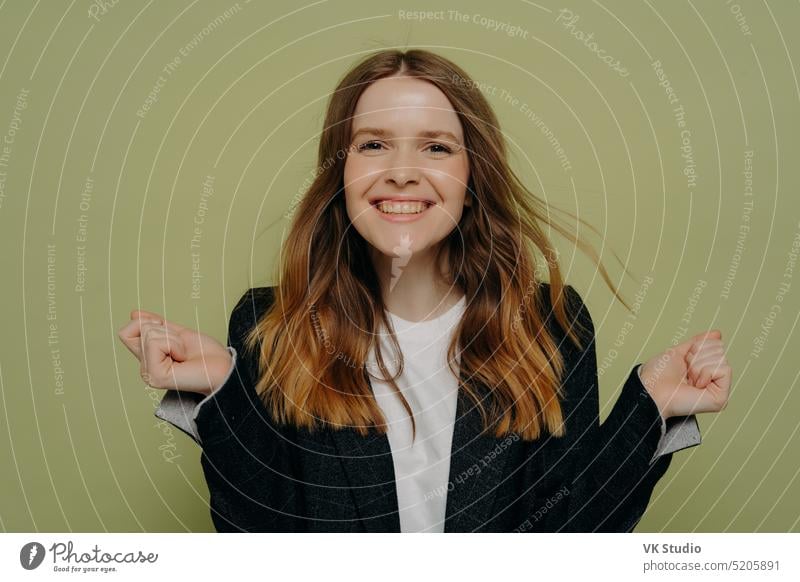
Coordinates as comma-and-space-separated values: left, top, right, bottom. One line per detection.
639, 330, 732, 420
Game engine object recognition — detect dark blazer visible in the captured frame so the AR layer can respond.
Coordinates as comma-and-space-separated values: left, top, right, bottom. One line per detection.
158, 284, 698, 532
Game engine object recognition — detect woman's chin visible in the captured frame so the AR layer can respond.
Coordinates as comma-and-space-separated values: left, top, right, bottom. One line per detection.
368, 237, 445, 261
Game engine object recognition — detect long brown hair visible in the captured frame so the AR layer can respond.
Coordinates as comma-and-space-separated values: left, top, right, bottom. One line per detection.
244, 49, 630, 441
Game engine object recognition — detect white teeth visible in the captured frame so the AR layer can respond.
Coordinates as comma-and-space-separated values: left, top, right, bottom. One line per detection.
375, 201, 431, 214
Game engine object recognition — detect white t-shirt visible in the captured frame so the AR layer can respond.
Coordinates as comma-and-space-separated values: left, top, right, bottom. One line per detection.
367, 295, 467, 533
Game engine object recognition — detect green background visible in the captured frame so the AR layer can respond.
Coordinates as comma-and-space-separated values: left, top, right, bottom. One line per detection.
0, 0, 798, 532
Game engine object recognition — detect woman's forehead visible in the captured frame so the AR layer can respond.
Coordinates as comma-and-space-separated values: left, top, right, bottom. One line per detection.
352, 77, 462, 135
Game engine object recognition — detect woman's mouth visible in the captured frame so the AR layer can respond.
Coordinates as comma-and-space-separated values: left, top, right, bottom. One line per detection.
371, 200, 435, 222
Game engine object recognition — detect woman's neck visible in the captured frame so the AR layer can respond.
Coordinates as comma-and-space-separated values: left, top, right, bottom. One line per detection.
370, 245, 463, 323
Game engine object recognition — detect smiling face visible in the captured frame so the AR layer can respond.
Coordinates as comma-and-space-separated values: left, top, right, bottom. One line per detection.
343, 75, 471, 266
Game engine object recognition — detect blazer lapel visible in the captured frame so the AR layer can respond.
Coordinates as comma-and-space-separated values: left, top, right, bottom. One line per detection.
329, 421, 401, 532
443, 377, 517, 532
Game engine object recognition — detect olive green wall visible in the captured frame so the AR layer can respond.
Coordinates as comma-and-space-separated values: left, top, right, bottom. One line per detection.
0, 0, 797, 532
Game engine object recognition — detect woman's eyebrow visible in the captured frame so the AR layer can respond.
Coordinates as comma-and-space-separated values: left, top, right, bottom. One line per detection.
350, 127, 461, 142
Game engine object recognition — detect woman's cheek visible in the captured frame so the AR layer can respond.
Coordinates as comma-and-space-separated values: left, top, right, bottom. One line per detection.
342, 159, 364, 194
344, 157, 379, 188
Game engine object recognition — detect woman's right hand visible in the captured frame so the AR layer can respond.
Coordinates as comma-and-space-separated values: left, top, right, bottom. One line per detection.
117, 310, 233, 396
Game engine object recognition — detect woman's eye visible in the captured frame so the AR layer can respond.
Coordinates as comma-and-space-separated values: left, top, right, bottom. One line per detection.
356, 141, 384, 153
425, 143, 454, 156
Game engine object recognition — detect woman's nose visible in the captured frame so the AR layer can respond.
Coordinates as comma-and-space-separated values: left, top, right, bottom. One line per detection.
384, 150, 422, 188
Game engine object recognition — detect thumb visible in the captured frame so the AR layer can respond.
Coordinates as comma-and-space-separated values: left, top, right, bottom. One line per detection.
672, 377, 722, 415
164, 331, 188, 362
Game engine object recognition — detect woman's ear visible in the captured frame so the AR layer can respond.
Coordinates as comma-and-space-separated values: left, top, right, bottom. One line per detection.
464, 193, 473, 207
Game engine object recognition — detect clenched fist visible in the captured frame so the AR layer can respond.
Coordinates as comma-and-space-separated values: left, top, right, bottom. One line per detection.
117, 310, 233, 396
639, 330, 732, 420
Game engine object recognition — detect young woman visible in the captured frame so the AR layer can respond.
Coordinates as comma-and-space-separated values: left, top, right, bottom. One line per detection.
118, 49, 731, 533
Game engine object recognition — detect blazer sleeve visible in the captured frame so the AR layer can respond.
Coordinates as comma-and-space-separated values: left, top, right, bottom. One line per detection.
544, 286, 694, 532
